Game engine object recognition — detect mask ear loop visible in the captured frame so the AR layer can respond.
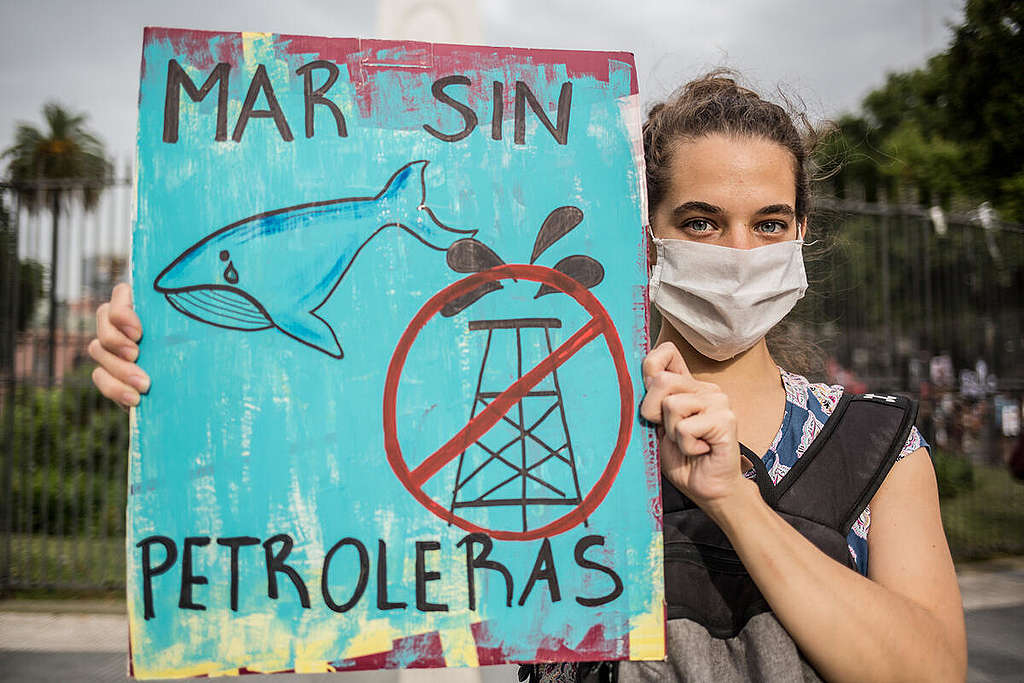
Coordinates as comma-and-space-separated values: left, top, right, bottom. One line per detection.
646, 224, 658, 277
798, 219, 820, 247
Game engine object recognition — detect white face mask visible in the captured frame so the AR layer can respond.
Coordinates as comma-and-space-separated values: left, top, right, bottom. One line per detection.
648, 228, 808, 361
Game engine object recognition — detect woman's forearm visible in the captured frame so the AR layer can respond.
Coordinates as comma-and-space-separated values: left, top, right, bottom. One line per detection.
705, 479, 963, 682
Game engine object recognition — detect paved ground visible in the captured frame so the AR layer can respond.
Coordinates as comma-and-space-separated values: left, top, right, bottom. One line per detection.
3, 558, 1023, 682
956, 557, 1024, 682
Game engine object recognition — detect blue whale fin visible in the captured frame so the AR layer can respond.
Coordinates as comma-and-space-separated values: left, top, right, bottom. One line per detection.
273, 311, 343, 358
378, 160, 476, 251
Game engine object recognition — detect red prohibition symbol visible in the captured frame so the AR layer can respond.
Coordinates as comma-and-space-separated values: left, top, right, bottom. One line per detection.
383, 263, 634, 541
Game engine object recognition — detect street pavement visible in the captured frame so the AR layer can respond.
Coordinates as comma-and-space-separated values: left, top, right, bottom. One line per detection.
3, 558, 1023, 682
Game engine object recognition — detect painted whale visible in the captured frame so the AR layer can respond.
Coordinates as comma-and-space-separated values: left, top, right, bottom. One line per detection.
153, 160, 475, 358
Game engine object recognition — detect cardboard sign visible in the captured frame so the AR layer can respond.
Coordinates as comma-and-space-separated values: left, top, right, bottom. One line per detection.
128, 26, 663, 678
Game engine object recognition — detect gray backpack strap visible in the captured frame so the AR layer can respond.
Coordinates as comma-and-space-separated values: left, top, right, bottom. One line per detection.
771, 393, 918, 535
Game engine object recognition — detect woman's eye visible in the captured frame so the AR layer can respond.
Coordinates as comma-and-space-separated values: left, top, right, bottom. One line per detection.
683, 219, 715, 233
755, 221, 787, 234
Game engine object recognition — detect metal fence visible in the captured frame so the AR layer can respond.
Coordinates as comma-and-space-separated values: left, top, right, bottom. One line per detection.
1, 174, 133, 592
1, 178, 1022, 593
806, 200, 1024, 465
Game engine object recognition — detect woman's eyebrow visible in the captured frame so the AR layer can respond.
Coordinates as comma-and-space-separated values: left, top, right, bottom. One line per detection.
671, 200, 724, 217
756, 204, 795, 217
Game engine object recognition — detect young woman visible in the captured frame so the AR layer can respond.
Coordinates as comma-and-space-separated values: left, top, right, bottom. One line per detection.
89, 71, 966, 682
528, 74, 966, 682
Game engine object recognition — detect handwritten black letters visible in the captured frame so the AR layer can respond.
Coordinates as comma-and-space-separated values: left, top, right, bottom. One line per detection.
163, 59, 573, 146
136, 532, 623, 620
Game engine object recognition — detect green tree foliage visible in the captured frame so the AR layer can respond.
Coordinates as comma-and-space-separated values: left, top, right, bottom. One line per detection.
942, 0, 1024, 210
2, 102, 111, 210
0, 202, 44, 345
818, 0, 1024, 220
2, 363, 129, 536
879, 120, 966, 207
932, 448, 976, 499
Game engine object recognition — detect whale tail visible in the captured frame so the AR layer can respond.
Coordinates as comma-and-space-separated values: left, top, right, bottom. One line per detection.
378, 160, 477, 250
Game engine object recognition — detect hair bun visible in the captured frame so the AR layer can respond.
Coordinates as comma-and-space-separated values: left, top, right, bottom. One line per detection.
682, 69, 761, 102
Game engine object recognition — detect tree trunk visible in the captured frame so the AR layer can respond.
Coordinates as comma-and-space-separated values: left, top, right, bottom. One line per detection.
47, 190, 60, 387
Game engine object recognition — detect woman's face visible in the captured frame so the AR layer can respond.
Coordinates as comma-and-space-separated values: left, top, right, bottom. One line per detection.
650, 133, 804, 251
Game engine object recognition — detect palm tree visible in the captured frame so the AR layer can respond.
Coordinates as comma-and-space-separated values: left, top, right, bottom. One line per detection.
2, 103, 112, 385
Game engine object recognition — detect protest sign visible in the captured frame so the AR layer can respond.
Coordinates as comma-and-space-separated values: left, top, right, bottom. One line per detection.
129, 26, 663, 677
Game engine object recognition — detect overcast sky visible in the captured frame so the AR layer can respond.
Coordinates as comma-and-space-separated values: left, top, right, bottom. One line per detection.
1, 0, 964, 162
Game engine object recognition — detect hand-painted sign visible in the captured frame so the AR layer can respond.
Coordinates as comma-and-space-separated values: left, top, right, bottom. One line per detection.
129, 26, 662, 678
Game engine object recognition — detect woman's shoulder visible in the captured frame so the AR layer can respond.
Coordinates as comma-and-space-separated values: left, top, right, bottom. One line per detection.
778, 366, 928, 462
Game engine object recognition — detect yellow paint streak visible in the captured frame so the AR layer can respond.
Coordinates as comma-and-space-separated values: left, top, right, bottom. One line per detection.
211, 612, 287, 672
131, 611, 291, 678
627, 604, 665, 661
241, 32, 272, 68
629, 535, 666, 661
295, 627, 344, 673
440, 625, 480, 668
241, 31, 288, 83
242, 660, 291, 675
340, 618, 400, 659
295, 660, 333, 674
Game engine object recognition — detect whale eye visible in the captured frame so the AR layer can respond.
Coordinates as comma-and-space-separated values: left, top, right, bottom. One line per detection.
219, 250, 230, 261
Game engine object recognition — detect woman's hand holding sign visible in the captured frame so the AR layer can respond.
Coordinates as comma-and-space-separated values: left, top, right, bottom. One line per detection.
88, 283, 149, 409
640, 341, 750, 511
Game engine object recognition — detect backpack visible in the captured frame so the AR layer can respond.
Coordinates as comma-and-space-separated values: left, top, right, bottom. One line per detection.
517, 392, 917, 682
613, 392, 919, 682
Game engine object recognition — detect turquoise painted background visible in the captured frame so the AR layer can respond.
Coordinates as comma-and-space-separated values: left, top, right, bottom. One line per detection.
129, 28, 661, 677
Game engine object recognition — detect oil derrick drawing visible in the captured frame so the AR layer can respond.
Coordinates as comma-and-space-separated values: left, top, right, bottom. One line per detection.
448, 317, 585, 533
